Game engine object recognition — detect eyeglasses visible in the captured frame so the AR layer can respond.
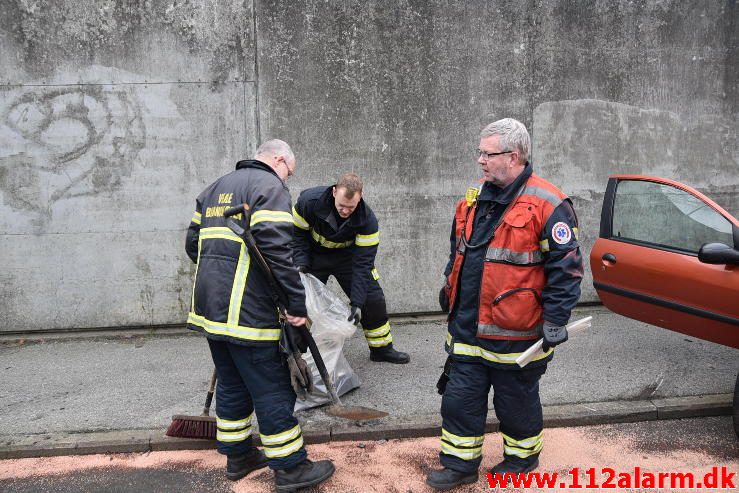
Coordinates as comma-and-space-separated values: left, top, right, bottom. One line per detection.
476, 149, 512, 160
277, 157, 294, 177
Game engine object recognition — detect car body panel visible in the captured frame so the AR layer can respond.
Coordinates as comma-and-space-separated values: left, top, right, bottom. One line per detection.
591, 175, 739, 349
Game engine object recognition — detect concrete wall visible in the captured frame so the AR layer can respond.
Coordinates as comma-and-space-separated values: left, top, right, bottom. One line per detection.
1, 0, 736, 332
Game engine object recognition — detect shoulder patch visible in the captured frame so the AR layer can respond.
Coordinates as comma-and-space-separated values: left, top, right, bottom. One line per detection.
465, 186, 480, 206
551, 222, 572, 245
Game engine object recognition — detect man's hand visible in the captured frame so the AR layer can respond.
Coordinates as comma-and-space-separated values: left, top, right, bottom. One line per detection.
541, 321, 568, 351
348, 305, 362, 326
286, 314, 307, 327
438, 285, 450, 313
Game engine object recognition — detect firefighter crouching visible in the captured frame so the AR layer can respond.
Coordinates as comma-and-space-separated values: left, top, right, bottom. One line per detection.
185, 139, 335, 491
426, 119, 584, 490
291, 173, 410, 364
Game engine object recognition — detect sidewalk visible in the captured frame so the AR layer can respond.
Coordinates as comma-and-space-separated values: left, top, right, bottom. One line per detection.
1, 306, 736, 459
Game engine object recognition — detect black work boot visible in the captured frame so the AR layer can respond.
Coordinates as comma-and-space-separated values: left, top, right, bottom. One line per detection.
426, 467, 479, 490
490, 457, 539, 475
369, 344, 410, 364
274, 459, 335, 492
226, 448, 268, 481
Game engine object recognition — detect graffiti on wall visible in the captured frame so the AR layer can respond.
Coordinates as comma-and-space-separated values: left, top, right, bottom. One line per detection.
0, 70, 146, 218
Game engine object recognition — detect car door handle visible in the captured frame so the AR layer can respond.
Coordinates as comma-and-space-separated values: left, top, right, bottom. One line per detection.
602, 253, 617, 263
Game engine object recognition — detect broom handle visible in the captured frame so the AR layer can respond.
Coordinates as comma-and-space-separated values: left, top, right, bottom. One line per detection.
201, 368, 217, 416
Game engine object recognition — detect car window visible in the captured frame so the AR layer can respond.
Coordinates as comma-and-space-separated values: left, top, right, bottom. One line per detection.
612, 180, 733, 253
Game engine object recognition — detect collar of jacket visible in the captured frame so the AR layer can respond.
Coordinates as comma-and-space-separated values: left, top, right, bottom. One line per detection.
235, 159, 278, 177
315, 185, 368, 231
479, 161, 533, 204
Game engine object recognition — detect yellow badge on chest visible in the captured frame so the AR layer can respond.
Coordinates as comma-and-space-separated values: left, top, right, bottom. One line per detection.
465, 186, 480, 207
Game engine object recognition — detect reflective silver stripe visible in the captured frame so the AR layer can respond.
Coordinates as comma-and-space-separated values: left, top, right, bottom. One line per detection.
217, 414, 252, 430
187, 312, 281, 341
310, 229, 354, 248
261, 424, 304, 459
477, 323, 541, 339
446, 332, 552, 364
440, 428, 483, 461
199, 226, 242, 242
521, 185, 562, 209
484, 247, 544, 264
227, 243, 250, 327
442, 429, 484, 448
292, 206, 310, 230
502, 431, 543, 458
250, 210, 293, 226
355, 231, 379, 246
364, 322, 390, 338
366, 332, 393, 347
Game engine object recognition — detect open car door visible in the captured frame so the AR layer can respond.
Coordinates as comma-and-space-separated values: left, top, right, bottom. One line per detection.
591, 175, 739, 349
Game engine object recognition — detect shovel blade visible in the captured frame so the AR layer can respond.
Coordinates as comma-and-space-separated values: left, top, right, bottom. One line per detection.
325, 404, 388, 421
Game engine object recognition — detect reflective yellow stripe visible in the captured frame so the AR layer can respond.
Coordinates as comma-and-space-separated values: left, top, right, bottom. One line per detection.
446, 332, 552, 364
366, 332, 392, 347
355, 231, 379, 246
371, 267, 379, 280
310, 229, 354, 248
263, 435, 304, 458
292, 206, 310, 230
191, 235, 203, 311
227, 242, 250, 326
440, 428, 484, 461
442, 429, 484, 447
216, 413, 253, 442
502, 431, 543, 458
217, 414, 252, 430
260, 424, 304, 459
191, 211, 201, 225
441, 442, 482, 460
200, 226, 242, 242
187, 313, 281, 341
539, 239, 550, 252
250, 210, 294, 226
363, 322, 390, 338
573, 227, 579, 240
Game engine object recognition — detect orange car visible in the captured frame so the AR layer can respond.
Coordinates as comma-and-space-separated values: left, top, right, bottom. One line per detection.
590, 175, 738, 435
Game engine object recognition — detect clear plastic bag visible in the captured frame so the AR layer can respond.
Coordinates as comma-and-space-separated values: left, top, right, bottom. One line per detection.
294, 273, 361, 411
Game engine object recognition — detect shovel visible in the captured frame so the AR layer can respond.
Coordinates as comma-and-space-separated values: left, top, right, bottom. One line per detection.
224, 204, 388, 421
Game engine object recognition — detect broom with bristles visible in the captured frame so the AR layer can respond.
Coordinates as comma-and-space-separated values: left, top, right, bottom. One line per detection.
166, 368, 217, 439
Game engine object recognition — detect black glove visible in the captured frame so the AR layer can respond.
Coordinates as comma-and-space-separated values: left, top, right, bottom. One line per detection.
348, 305, 362, 326
438, 285, 450, 313
296, 265, 309, 273
541, 321, 568, 351
285, 323, 309, 354
436, 356, 453, 395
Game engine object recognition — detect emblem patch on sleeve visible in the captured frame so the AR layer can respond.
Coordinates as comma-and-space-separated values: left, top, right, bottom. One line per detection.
551, 222, 572, 245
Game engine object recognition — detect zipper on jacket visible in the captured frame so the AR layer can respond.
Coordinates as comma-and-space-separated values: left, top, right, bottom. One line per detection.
493, 287, 541, 305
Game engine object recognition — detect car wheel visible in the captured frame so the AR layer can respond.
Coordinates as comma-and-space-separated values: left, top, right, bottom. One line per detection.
734, 372, 739, 439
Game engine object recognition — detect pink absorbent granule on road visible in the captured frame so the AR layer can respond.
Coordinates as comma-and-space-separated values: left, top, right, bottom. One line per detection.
1, 426, 737, 492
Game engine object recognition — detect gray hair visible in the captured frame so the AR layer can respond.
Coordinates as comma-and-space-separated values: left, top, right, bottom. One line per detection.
480, 118, 530, 163
254, 139, 295, 162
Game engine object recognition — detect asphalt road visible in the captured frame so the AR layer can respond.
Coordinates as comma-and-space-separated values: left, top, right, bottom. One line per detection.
1, 416, 737, 492
0, 306, 736, 438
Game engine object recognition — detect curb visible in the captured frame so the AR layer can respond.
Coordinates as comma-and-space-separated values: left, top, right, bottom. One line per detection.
0, 393, 731, 460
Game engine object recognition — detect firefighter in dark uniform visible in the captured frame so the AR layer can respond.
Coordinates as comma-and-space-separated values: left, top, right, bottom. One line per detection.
426, 119, 584, 490
291, 173, 410, 364
185, 139, 335, 491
